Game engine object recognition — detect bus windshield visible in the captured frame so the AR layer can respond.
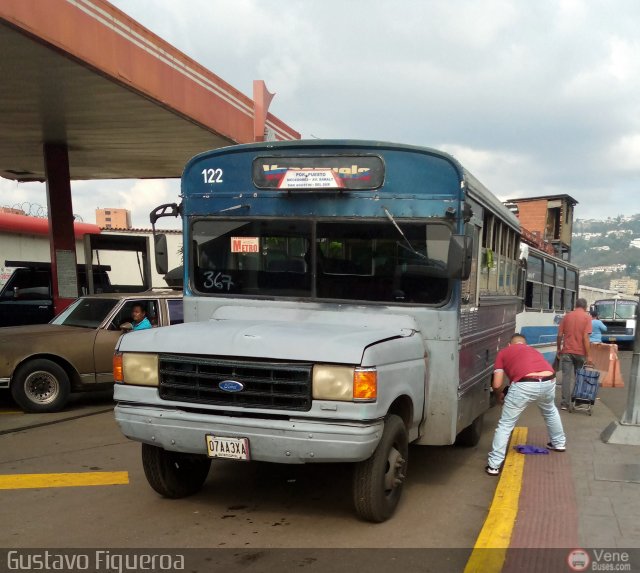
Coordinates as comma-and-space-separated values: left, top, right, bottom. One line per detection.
595, 300, 637, 320
614, 301, 637, 319
595, 302, 615, 319
192, 219, 452, 304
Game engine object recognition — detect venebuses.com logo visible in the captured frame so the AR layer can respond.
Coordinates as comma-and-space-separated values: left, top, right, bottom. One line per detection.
567, 549, 591, 571
567, 548, 632, 571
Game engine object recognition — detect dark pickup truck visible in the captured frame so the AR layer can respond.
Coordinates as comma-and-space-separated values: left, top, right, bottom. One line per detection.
0, 262, 112, 327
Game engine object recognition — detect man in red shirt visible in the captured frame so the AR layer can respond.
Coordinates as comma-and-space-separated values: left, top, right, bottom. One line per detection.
557, 298, 592, 410
486, 333, 566, 476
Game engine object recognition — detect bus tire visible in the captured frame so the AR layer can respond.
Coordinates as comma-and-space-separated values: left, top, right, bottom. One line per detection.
11, 359, 71, 413
142, 443, 211, 499
352, 414, 408, 523
455, 413, 484, 447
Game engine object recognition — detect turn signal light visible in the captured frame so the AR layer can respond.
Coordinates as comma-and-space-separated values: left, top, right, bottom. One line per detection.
353, 368, 377, 401
113, 352, 124, 383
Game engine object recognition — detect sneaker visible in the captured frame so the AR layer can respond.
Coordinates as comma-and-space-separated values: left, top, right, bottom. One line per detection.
485, 465, 500, 476
560, 405, 568, 411
546, 442, 566, 452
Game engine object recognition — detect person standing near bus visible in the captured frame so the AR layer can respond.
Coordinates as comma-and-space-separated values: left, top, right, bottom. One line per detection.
486, 334, 566, 476
589, 310, 607, 344
557, 298, 592, 410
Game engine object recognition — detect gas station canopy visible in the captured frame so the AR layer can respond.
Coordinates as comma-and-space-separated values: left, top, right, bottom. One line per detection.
0, 0, 300, 313
0, 0, 300, 182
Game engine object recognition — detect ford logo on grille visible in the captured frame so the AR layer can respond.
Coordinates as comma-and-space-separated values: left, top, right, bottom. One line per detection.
219, 380, 244, 393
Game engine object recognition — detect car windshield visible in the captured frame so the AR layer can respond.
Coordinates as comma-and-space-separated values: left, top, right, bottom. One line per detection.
50, 298, 119, 328
191, 219, 452, 304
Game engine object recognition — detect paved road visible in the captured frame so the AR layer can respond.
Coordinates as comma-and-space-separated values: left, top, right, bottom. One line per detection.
0, 350, 634, 557
0, 397, 498, 551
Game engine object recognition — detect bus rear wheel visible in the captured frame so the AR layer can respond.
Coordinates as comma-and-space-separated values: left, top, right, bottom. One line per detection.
352, 414, 408, 523
142, 443, 211, 498
455, 413, 484, 447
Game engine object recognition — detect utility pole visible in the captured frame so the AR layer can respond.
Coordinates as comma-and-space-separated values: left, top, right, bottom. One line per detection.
601, 294, 640, 444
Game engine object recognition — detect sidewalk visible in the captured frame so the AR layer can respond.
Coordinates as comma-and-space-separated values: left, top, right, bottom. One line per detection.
506, 385, 640, 548
565, 388, 640, 548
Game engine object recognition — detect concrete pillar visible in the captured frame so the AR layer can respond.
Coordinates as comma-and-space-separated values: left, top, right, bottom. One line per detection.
44, 143, 78, 314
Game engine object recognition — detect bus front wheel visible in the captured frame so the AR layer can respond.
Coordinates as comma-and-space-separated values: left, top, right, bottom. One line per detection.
142, 443, 211, 498
352, 414, 408, 523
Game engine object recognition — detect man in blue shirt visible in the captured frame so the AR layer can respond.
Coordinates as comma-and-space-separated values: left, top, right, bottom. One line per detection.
590, 310, 607, 343
131, 303, 152, 331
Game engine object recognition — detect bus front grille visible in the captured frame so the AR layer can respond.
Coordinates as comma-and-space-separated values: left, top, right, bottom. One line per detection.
603, 323, 630, 335
158, 354, 312, 412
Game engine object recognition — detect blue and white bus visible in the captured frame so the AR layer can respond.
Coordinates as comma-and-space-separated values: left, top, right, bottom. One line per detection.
592, 297, 637, 345
114, 140, 521, 521
516, 244, 579, 362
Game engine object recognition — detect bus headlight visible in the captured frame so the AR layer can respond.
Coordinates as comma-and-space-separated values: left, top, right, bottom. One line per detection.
121, 353, 159, 387
312, 365, 377, 402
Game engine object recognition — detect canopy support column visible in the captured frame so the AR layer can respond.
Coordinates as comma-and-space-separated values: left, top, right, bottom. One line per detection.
44, 143, 78, 314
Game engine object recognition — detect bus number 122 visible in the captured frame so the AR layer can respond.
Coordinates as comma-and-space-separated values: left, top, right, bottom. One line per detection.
202, 168, 223, 184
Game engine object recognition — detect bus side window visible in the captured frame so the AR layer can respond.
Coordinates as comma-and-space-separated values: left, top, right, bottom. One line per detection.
461, 225, 479, 305
479, 213, 493, 294
526, 255, 543, 309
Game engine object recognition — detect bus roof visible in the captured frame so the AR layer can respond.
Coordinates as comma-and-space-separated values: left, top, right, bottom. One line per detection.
183, 139, 520, 229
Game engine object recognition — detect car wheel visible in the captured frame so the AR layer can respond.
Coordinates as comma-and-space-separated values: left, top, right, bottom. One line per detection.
142, 443, 211, 498
11, 359, 71, 413
352, 414, 408, 523
455, 413, 484, 447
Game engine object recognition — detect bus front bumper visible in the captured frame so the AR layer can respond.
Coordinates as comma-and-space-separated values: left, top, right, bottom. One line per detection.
114, 404, 383, 464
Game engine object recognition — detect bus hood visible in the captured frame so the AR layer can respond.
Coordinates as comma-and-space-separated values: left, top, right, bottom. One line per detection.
118, 306, 420, 364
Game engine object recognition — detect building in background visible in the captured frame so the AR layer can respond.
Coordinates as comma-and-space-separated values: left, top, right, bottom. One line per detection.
506, 194, 578, 261
609, 277, 639, 296
579, 285, 618, 308
0, 206, 26, 215
96, 208, 131, 229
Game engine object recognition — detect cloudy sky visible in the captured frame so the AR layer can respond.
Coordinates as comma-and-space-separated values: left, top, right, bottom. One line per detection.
2, 0, 640, 226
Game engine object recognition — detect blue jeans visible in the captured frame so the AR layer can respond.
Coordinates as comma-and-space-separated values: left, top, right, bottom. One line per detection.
560, 353, 586, 407
487, 380, 566, 468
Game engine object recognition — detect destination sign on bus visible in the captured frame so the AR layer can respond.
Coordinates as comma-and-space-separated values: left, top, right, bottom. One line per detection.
252, 156, 384, 190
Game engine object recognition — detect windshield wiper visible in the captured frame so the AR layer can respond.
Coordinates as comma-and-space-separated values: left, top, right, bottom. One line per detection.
383, 207, 427, 261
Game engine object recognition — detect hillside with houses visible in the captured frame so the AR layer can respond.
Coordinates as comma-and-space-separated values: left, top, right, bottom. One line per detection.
571, 214, 640, 291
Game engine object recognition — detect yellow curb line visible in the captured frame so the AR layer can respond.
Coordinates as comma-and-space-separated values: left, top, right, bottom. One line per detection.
464, 426, 527, 573
0, 471, 129, 489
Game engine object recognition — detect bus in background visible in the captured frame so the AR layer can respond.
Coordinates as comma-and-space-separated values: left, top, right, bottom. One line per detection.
592, 297, 637, 346
113, 140, 521, 522
516, 244, 579, 363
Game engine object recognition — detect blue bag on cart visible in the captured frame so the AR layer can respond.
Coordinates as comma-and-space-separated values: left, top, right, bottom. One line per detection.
573, 367, 600, 403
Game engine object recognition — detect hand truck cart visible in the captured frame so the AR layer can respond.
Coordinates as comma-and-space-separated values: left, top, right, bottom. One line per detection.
569, 366, 600, 415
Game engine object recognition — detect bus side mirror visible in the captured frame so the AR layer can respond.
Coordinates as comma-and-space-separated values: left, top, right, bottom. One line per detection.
448, 234, 473, 280
150, 203, 180, 226
154, 234, 168, 275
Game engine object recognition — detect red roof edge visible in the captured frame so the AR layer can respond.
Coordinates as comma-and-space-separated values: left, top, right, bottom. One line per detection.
0, 212, 101, 239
